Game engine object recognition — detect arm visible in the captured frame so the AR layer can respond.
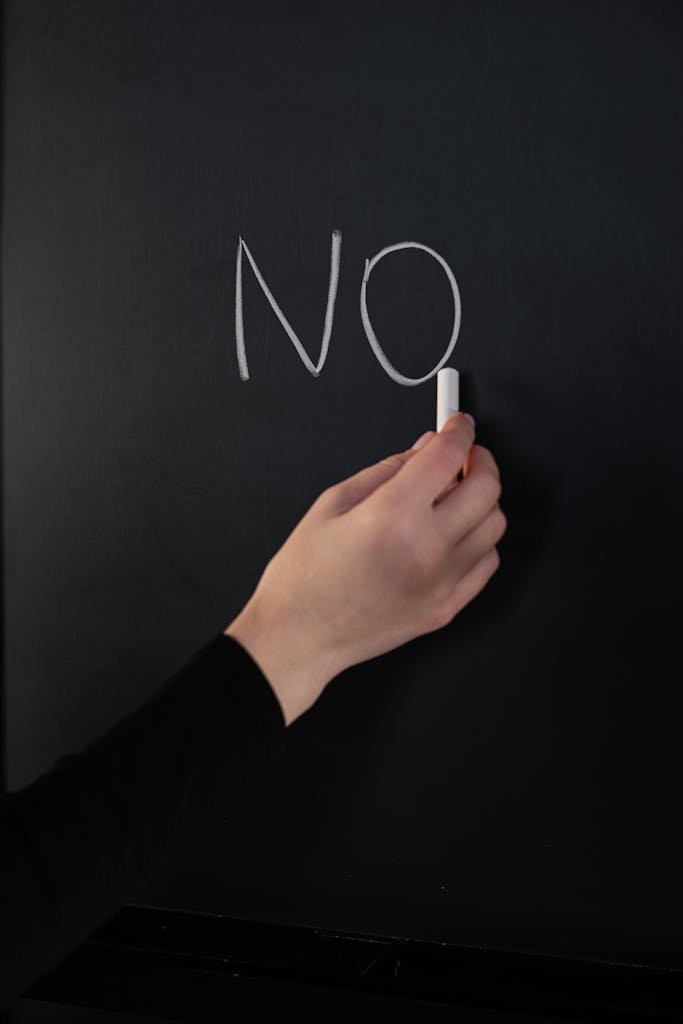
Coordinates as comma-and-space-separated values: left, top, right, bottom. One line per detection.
0, 632, 286, 1009
1, 411, 504, 1008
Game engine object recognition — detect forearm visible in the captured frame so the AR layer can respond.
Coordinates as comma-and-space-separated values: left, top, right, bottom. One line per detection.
0, 632, 286, 1009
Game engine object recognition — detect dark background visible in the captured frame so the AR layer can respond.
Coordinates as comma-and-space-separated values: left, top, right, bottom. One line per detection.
3, 0, 682, 968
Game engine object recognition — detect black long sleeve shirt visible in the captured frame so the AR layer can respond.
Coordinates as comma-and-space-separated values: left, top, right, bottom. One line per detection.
0, 632, 288, 1009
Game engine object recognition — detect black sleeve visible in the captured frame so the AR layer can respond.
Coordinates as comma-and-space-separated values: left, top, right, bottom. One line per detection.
0, 631, 288, 1009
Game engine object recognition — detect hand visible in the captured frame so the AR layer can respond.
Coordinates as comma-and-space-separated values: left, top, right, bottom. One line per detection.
225, 412, 506, 725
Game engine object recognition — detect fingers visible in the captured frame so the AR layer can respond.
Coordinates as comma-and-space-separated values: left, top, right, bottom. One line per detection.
433, 443, 503, 542
411, 430, 435, 451
462, 441, 499, 483
325, 449, 412, 515
324, 434, 433, 516
448, 501, 507, 578
381, 412, 476, 507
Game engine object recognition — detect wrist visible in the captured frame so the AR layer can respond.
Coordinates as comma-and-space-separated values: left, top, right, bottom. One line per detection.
223, 597, 339, 726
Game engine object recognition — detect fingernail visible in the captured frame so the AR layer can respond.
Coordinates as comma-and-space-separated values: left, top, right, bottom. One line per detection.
463, 412, 475, 428
411, 430, 434, 451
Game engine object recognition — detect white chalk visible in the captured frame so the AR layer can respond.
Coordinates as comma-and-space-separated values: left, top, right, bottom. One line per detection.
436, 367, 459, 431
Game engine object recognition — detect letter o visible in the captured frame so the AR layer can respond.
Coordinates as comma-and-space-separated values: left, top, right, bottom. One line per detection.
360, 241, 461, 386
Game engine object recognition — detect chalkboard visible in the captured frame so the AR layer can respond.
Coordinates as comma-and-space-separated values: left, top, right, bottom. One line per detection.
3, 0, 683, 968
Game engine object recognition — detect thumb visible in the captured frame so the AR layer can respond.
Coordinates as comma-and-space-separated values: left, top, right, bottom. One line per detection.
327, 430, 436, 515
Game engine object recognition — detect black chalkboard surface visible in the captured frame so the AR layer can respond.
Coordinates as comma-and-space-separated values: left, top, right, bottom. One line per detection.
3, 0, 683, 969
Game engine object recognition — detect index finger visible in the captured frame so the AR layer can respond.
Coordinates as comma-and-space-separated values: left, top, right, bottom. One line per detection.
382, 412, 476, 507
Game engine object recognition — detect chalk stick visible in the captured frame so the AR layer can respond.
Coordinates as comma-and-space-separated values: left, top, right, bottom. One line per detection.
436, 367, 459, 431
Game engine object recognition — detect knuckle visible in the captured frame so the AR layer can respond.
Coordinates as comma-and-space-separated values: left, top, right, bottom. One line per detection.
429, 595, 453, 632
477, 443, 501, 478
438, 432, 468, 471
388, 515, 440, 581
429, 573, 464, 631
356, 497, 386, 536
491, 505, 507, 540
315, 485, 336, 511
380, 452, 406, 472
479, 470, 502, 507
376, 500, 412, 548
407, 537, 440, 580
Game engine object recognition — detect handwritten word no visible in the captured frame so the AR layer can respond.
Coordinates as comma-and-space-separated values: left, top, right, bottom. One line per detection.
235, 230, 461, 386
